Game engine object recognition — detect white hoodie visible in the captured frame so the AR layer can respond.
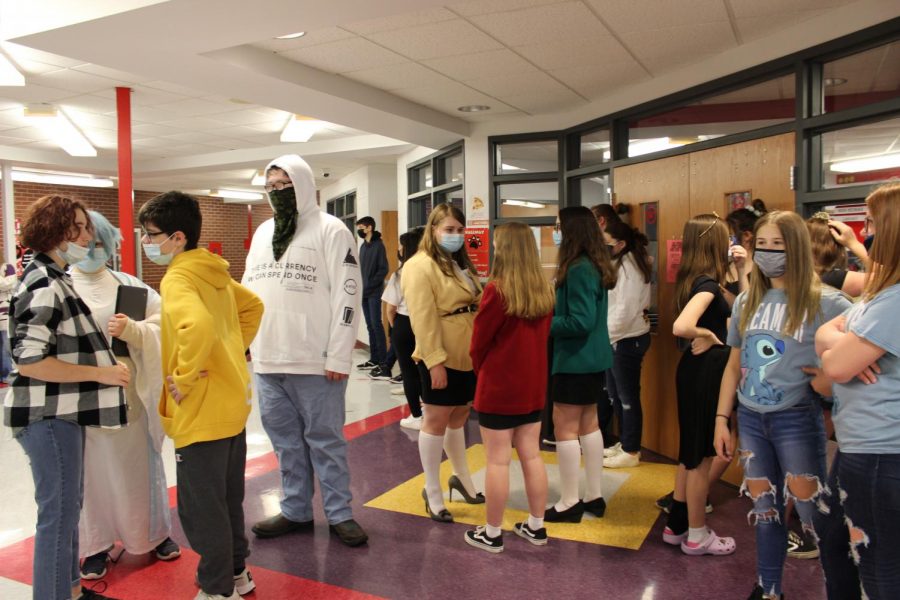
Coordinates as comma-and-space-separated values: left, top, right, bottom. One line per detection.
242, 154, 360, 375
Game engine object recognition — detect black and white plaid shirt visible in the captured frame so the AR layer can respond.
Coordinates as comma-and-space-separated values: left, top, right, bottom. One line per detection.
3, 253, 126, 434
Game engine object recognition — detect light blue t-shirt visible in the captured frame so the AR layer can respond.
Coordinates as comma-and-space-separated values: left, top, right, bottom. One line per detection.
727, 287, 850, 413
832, 284, 900, 454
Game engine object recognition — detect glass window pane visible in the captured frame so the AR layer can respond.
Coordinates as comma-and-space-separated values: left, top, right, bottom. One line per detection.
821, 115, 900, 189
345, 193, 355, 215
823, 40, 900, 113
497, 182, 559, 218
410, 164, 433, 193
437, 152, 464, 185
326, 201, 335, 216
334, 197, 345, 217
580, 174, 611, 207
579, 129, 611, 167
495, 140, 559, 174
435, 187, 464, 212
629, 74, 795, 157
531, 225, 559, 282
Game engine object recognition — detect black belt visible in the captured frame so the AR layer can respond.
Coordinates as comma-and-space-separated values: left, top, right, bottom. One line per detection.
445, 304, 478, 317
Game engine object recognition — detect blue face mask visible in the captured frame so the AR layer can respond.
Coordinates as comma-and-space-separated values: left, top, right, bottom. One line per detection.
438, 233, 464, 254
142, 233, 176, 266
76, 248, 109, 273
552, 230, 562, 247
57, 242, 89, 265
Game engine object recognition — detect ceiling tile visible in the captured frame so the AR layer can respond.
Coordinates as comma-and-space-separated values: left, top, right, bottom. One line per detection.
71, 63, 151, 84
584, 0, 728, 33
344, 7, 457, 35
159, 117, 230, 131
280, 37, 407, 73
141, 80, 207, 97
127, 85, 193, 106
251, 27, 357, 52
469, 1, 609, 47
464, 70, 573, 99
449, 0, 568, 17
162, 131, 234, 144
729, 0, 851, 19
422, 49, 539, 81
343, 62, 457, 91
3, 42, 85, 68
9, 57, 65, 76
205, 109, 279, 126
515, 35, 636, 71
366, 20, 503, 61
0, 135, 34, 146
0, 83, 74, 103
0, 126, 51, 142
0, 109, 26, 128
132, 123, 186, 137
154, 98, 232, 118
129, 105, 181, 123
393, 81, 511, 115
735, 14, 803, 42
551, 63, 651, 99
65, 110, 120, 130
500, 87, 587, 114
620, 22, 737, 74
58, 94, 118, 114
27, 69, 125, 94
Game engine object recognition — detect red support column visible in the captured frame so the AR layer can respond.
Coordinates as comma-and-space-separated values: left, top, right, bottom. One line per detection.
116, 86, 135, 275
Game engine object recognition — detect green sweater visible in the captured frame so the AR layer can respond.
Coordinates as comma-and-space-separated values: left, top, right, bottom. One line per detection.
550, 257, 613, 375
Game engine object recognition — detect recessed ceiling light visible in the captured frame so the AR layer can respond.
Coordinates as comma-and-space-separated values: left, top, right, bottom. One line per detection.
824, 77, 848, 86
276, 31, 306, 40
457, 105, 490, 113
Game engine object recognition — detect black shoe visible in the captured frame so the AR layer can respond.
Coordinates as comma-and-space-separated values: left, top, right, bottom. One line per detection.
154, 537, 181, 561
252, 513, 314, 538
357, 360, 378, 370
582, 496, 607, 518
80, 551, 110, 580
787, 529, 819, 559
80, 587, 120, 600
544, 502, 584, 523
464, 527, 504, 553
422, 488, 453, 523
448, 475, 485, 504
514, 522, 548, 546
389, 373, 403, 384
329, 519, 368, 547
656, 491, 712, 514
368, 365, 393, 380
747, 584, 785, 599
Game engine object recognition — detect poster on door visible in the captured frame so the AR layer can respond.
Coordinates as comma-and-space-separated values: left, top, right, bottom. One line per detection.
465, 227, 490, 277
666, 239, 682, 284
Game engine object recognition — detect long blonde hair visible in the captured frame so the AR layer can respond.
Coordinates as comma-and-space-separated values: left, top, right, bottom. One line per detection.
491, 222, 555, 319
675, 214, 729, 313
418, 203, 479, 280
863, 182, 900, 300
739, 211, 822, 335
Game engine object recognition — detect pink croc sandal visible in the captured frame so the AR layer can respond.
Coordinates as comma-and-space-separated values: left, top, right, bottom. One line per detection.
680, 530, 736, 556
662, 526, 687, 546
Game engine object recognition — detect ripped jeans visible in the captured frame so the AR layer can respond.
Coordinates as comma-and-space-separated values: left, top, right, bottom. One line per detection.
737, 401, 827, 597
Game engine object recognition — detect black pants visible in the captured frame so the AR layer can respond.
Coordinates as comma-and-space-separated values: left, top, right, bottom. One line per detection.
390, 314, 421, 417
176, 431, 249, 596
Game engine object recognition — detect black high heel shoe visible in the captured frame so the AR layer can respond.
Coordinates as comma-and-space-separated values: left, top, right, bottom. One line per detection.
422, 489, 453, 523
448, 475, 485, 504
544, 501, 585, 523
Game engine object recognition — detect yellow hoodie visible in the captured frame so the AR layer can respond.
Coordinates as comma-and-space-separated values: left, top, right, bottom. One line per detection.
158, 248, 263, 448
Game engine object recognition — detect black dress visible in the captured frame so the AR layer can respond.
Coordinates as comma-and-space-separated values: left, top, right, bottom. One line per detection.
675, 275, 731, 469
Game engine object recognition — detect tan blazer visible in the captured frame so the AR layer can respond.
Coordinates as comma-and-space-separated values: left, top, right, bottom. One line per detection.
401, 251, 482, 371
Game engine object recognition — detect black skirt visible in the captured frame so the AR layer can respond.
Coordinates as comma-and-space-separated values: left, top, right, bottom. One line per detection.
478, 409, 543, 430
416, 362, 476, 406
675, 345, 731, 469
550, 372, 606, 406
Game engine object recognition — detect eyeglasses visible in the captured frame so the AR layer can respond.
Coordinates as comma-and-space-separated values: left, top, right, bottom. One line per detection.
265, 181, 294, 193
141, 229, 167, 240
699, 212, 721, 238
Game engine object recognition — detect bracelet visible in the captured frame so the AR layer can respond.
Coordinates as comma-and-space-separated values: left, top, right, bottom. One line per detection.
715, 413, 731, 421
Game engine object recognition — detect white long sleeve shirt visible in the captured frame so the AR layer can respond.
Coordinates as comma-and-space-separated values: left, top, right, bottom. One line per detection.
607, 253, 651, 344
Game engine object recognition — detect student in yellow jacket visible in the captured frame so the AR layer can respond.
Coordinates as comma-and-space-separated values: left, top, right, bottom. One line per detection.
138, 191, 263, 600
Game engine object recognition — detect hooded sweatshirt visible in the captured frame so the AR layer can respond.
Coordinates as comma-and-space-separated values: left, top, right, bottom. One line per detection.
158, 248, 263, 449
359, 230, 388, 297
243, 154, 361, 375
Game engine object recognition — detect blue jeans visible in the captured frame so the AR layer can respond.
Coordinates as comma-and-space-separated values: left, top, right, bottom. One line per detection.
737, 402, 827, 597
606, 333, 650, 453
1, 329, 12, 380
16, 419, 84, 600
256, 373, 354, 524
361, 295, 386, 365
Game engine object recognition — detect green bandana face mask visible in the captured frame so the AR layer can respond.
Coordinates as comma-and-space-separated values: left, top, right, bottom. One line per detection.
269, 187, 297, 261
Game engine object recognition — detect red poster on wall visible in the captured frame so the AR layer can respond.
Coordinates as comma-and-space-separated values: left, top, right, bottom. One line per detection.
208, 241, 222, 256
465, 227, 490, 277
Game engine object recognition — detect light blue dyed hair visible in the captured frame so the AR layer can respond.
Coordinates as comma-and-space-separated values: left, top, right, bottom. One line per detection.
87, 210, 122, 260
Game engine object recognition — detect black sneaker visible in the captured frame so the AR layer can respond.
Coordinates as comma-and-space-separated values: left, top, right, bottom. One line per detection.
154, 537, 181, 561
746, 584, 785, 599
513, 522, 548, 546
464, 526, 504, 553
368, 366, 393, 381
80, 551, 110, 580
357, 360, 378, 370
389, 373, 403, 384
655, 491, 712, 514
787, 528, 819, 559
80, 587, 120, 600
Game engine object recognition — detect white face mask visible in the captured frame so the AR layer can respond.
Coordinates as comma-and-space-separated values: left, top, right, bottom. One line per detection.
57, 242, 89, 265
142, 233, 176, 266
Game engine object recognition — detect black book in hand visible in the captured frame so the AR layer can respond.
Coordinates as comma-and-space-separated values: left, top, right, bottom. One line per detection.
112, 285, 148, 357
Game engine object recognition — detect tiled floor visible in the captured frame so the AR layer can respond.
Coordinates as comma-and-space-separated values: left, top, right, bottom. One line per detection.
0, 350, 829, 599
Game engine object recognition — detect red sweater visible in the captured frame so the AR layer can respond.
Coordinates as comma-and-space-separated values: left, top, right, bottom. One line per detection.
470, 283, 552, 416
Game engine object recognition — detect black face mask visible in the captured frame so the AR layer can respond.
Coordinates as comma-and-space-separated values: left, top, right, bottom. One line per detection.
357, 229, 367, 239
269, 187, 298, 262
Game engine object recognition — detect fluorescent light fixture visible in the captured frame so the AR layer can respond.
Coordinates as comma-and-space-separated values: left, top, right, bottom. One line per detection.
0, 169, 114, 187
0, 50, 24, 86
23, 105, 96, 157
500, 163, 526, 172
503, 199, 545, 209
457, 105, 490, 112
250, 170, 266, 186
830, 153, 900, 173
281, 115, 323, 143
276, 31, 306, 40
209, 189, 264, 201
628, 137, 690, 158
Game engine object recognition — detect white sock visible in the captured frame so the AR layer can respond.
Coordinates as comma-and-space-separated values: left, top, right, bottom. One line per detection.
418, 431, 446, 511
443, 426, 477, 496
554, 440, 582, 511
485, 524, 502, 538
688, 526, 710, 544
580, 430, 605, 502
527, 514, 544, 530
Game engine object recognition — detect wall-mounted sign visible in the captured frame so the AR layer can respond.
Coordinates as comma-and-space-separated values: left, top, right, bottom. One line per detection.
666, 239, 682, 284
725, 190, 752, 213
465, 227, 489, 277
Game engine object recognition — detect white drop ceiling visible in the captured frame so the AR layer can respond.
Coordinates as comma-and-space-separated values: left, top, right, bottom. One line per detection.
0, 0, 896, 193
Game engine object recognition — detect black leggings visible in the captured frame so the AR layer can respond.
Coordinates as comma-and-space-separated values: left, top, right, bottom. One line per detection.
390, 314, 421, 417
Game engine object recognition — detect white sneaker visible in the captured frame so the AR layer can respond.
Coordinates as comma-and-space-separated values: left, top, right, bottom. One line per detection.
390, 387, 405, 396
603, 442, 623, 458
194, 590, 239, 600
399, 415, 422, 430
234, 568, 256, 595
604, 450, 640, 468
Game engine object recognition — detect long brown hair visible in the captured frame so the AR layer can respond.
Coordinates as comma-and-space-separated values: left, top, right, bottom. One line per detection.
863, 182, 900, 300
605, 219, 652, 283
806, 212, 847, 276
739, 211, 822, 336
675, 214, 729, 313
556, 206, 617, 289
491, 222, 555, 318
418, 203, 479, 280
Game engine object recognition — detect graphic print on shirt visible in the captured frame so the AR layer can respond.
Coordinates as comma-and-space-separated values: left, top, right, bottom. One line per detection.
740, 333, 785, 405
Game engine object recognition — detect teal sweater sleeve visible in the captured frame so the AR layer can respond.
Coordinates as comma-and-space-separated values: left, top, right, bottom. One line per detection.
551, 261, 599, 338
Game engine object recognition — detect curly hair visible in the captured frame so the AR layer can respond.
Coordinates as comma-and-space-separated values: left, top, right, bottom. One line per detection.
20, 195, 92, 253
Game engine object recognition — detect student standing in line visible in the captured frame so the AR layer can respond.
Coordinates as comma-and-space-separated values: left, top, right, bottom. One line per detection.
816, 182, 900, 600
714, 211, 850, 599
464, 222, 554, 553
356, 216, 389, 375
5, 195, 129, 600
383, 227, 425, 429
663, 213, 736, 556
402, 203, 484, 523
544, 206, 617, 523
601, 220, 652, 469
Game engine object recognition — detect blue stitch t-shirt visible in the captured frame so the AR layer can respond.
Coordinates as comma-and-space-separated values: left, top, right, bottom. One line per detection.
727, 287, 850, 413
832, 283, 900, 454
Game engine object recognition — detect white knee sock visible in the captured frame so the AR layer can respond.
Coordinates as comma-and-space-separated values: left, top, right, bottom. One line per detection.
443, 426, 477, 496
580, 430, 605, 502
554, 440, 582, 511
418, 431, 446, 511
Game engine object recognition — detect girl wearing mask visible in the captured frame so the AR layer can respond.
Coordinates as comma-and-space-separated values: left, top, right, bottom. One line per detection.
714, 211, 850, 599
544, 206, 617, 523
4, 195, 129, 600
71, 211, 179, 580
601, 220, 652, 469
816, 182, 900, 600
664, 213, 735, 556
402, 204, 483, 522
465, 222, 554, 552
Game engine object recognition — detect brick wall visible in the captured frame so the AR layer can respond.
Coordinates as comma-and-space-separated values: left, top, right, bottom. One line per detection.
0, 182, 274, 289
